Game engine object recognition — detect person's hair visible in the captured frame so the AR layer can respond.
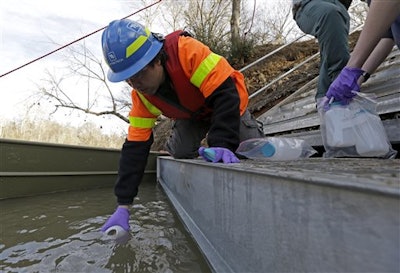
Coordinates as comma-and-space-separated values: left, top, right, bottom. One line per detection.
148, 48, 167, 67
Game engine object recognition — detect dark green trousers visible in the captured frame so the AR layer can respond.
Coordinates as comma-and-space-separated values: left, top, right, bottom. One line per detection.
165, 110, 264, 159
294, 0, 350, 99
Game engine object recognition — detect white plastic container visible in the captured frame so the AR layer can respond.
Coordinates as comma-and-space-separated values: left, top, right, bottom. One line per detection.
236, 137, 315, 161
353, 110, 390, 157
104, 225, 130, 243
324, 103, 356, 147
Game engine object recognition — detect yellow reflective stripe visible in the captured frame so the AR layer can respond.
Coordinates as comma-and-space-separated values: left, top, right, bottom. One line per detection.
126, 28, 151, 58
190, 53, 222, 87
137, 92, 162, 116
129, 116, 157, 128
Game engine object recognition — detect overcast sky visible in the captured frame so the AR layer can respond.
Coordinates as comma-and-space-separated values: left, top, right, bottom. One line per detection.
0, 0, 153, 134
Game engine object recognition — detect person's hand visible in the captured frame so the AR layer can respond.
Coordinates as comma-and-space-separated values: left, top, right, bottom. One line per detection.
101, 206, 130, 232
326, 67, 364, 105
198, 147, 240, 164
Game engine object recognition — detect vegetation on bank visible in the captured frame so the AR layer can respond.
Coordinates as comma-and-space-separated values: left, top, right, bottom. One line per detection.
0, 118, 125, 149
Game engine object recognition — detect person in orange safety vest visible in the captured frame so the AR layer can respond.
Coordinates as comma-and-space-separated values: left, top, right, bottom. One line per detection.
100, 19, 264, 233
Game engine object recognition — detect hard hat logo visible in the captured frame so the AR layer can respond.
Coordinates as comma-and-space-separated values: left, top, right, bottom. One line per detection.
107, 52, 117, 62
101, 19, 163, 83
126, 21, 144, 32
107, 49, 124, 67
107, 51, 123, 67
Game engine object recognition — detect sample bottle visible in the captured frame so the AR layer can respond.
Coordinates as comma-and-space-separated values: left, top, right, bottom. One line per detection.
324, 102, 356, 147
352, 110, 390, 157
236, 137, 313, 160
104, 225, 130, 243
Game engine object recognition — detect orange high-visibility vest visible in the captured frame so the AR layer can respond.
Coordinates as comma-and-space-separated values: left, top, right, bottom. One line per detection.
127, 31, 249, 141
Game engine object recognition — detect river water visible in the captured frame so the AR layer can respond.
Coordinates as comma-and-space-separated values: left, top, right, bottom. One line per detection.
0, 182, 211, 273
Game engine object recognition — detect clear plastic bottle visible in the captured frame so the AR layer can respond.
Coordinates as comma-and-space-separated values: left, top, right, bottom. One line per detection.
236, 137, 316, 161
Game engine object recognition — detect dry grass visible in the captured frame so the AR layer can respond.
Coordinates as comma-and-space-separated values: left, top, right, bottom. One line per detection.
0, 118, 125, 149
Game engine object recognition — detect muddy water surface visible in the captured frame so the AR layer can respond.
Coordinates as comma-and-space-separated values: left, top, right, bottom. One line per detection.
0, 183, 211, 273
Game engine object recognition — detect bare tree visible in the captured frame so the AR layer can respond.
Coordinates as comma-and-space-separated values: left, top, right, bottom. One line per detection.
349, 1, 368, 30
231, 0, 241, 51
36, 42, 131, 123
229, 0, 262, 64
254, 3, 297, 44
183, 0, 232, 56
157, 0, 187, 32
126, 0, 164, 28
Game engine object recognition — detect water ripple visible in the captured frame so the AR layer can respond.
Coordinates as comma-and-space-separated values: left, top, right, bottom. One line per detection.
0, 184, 210, 273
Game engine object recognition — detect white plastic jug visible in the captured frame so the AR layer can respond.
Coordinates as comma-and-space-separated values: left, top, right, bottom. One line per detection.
324, 103, 356, 147
104, 225, 130, 243
353, 110, 390, 157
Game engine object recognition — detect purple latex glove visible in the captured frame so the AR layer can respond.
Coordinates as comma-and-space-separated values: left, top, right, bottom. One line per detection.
326, 67, 364, 105
198, 147, 240, 164
101, 207, 130, 232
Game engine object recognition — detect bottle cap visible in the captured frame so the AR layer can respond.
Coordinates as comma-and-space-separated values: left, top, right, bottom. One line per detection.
203, 148, 216, 161
261, 143, 276, 157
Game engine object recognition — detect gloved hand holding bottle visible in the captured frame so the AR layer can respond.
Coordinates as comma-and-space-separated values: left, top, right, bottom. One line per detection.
326, 67, 365, 105
198, 147, 240, 164
101, 206, 130, 233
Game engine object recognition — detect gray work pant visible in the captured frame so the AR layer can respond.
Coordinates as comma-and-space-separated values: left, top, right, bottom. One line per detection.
165, 109, 264, 158
294, 0, 350, 99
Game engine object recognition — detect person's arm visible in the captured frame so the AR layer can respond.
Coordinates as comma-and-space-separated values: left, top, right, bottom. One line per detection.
100, 136, 153, 232
197, 77, 242, 164
178, 37, 241, 152
358, 38, 395, 85
205, 77, 241, 152
114, 136, 153, 205
326, 0, 400, 104
348, 0, 400, 68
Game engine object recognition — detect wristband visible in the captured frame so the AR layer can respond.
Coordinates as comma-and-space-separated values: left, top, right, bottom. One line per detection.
362, 71, 371, 82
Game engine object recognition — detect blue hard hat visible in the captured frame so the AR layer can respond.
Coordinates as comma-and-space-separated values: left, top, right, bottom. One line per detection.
101, 19, 163, 82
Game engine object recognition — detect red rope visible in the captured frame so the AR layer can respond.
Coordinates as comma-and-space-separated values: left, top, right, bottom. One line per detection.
0, 0, 162, 78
